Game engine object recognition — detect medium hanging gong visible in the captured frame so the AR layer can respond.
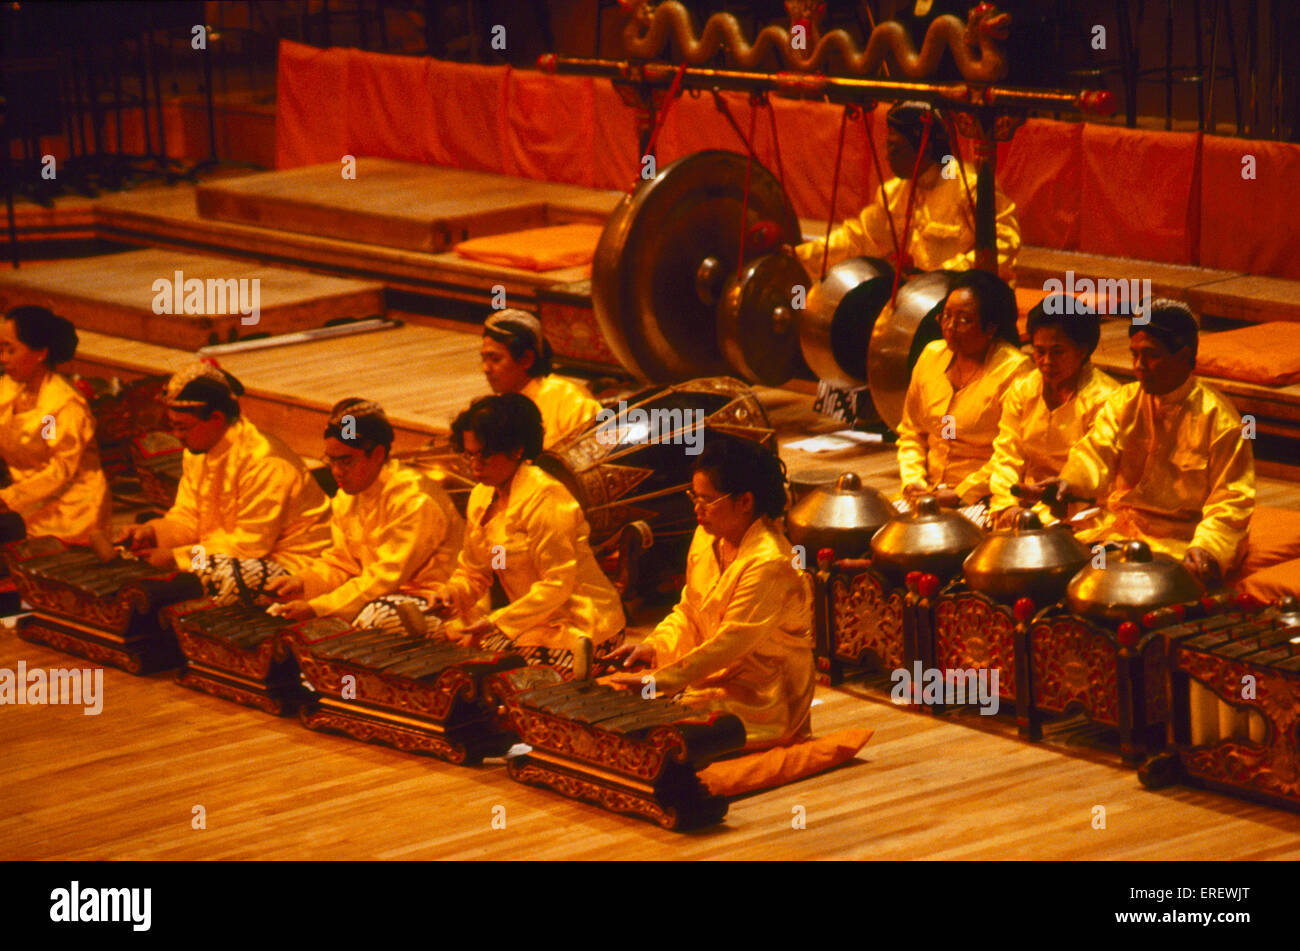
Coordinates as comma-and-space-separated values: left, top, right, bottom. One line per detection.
591, 150, 801, 382
866, 269, 960, 431
716, 249, 810, 385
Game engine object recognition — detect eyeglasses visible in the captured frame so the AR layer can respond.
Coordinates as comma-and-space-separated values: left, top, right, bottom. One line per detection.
939, 310, 979, 330
686, 491, 732, 510
461, 449, 498, 464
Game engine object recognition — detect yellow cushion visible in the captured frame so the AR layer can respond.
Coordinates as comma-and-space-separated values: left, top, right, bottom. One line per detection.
1197, 322, 1300, 386
698, 728, 873, 798
453, 223, 603, 272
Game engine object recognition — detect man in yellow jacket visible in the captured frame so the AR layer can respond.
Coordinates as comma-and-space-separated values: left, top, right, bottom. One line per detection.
1021, 301, 1255, 587
795, 101, 1021, 284
119, 362, 330, 603
266, 398, 463, 634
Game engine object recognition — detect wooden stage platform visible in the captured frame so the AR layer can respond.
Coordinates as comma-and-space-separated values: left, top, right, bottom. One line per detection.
196, 160, 621, 254
3, 624, 1296, 860
95, 180, 600, 313
66, 317, 489, 459
0, 249, 384, 350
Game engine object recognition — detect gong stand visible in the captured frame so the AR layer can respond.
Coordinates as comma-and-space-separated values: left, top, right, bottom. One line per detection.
542, 54, 1114, 276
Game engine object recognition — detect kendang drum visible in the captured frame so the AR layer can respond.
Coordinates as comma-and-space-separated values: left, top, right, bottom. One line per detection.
537, 376, 774, 600
487, 665, 747, 830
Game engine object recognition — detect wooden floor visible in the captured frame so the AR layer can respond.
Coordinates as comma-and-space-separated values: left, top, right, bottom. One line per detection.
3, 625, 1296, 860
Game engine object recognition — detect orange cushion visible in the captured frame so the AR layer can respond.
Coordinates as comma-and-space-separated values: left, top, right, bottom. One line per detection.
453, 223, 603, 272
1240, 506, 1300, 575
698, 728, 873, 798
1197, 322, 1300, 386
1015, 286, 1049, 342
1235, 556, 1300, 604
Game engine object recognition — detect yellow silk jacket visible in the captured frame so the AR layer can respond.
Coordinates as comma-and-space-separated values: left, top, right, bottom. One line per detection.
0, 373, 110, 544
978, 364, 1120, 513
298, 460, 464, 618
641, 519, 815, 750
1060, 377, 1255, 573
157, 416, 330, 571
521, 375, 602, 449
795, 162, 1021, 282
896, 339, 1032, 499
443, 462, 624, 652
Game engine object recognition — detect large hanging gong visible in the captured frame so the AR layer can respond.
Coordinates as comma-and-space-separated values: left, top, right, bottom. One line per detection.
865, 270, 961, 431
591, 150, 801, 382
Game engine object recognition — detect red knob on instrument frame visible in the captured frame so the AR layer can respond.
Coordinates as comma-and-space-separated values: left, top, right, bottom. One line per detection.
1200, 596, 1219, 614
817, 547, 835, 567
1117, 621, 1139, 648
918, 574, 940, 599
1142, 610, 1160, 629
1013, 597, 1035, 623
1171, 604, 1186, 621
1233, 592, 1259, 611
905, 570, 922, 592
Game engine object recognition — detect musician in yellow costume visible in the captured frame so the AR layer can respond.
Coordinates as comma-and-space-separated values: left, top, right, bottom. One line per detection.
266, 398, 463, 634
430, 393, 624, 675
0, 307, 110, 545
607, 437, 815, 751
972, 295, 1119, 524
1022, 301, 1255, 588
118, 363, 330, 603
481, 309, 601, 449
895, 270, 1031, 506
795, 101, 1021, 283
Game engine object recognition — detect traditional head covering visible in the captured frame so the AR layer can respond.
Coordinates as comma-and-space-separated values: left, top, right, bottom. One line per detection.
886, 101, 951, 165
164, 361, 245, 411
484, 308, 544, 355
1129, 299, 1199, 356
325, 397, 394, 448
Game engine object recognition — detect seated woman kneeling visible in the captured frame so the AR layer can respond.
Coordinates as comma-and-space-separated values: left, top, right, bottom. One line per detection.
429, 394, 624, 675
606, 437, 815, 751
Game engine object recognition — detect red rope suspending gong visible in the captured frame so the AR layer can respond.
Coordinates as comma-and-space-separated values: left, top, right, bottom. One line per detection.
939, 112, 978, 229
737, 97, 759, 280
710, 89, 754, 154
860, 109, 902, 271
763, 93, 786, 195
820, 105, 854, 282
889, 112, 932, 307
634, 61, 688, 192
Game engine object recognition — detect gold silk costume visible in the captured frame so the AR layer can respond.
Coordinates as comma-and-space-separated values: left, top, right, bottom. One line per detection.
442, 462, 623, 652
520, 375, 602, 449
640, 519, 815, 750
978, 364, 1120, 514
895, 339, 1032, 500
0, 373, 110, 544
156, 416, 330, 571
297, 460, 463, 618
795, 163, 1021, 282
1059, 377, 1255, 573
